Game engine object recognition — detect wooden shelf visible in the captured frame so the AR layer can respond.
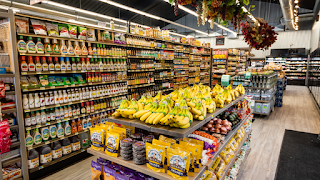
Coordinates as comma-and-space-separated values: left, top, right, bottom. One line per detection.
29, 148, 88, 173
127, 69, 155, 72
6, 91, 16, 95
128, 83, 155, 89
2, 108, 17, 113
2, 155, 21, 167
0, 73, 15, 77
108, 95, 244, 138
127, 55, 155, 59
21, 69, 127, 75
87, 148, 206, 180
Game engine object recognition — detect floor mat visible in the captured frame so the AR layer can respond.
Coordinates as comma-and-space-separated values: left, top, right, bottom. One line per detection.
275, 130, 320, 180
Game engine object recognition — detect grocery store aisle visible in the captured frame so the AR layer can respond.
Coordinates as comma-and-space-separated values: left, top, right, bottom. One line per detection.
240, 85, 320, 180
42, 156, 95, 180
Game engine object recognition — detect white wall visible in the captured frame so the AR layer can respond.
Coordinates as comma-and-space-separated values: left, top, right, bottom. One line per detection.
198, 30, 311, 58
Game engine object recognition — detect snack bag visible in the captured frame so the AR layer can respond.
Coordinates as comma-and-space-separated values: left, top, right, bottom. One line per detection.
91, 161, 102, 180
78, 26, 87, 40
68, 24, 77, 39
108, 126, 126, 139
179, 141, 202, 172
172, 143, 194, 177
90, 127, 105, 151
105, 131, 120, 157
45, 23, 59, 37
183, 137, 204, 149
58, 24, 69, 37
214, 158, 225, 179
159, 135, 176, 146
167, 147, 190, 180
152, 139, 171, 169
146, 142, 165, 173
103, 165, 115, 180
199, 170, 214, 180
15, 17, 29, 33
87, 28, 96, 41
210, 156, 221, 171
30, 19, 47, 35
114, 173, 129, 180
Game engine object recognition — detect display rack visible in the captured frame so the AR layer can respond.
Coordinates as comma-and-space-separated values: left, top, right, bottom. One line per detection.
2, 9, 213, 179
284, 57, 308, 85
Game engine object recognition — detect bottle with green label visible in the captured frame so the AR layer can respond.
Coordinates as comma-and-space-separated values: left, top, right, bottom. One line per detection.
65, 121, 71, 135
26, 130, 33, 147
33, 128, 42, 145
36, 37, 44, 54
41, 127, 49, 141
17, 35, 27, 53
57, 123, 64, 138
27, 36, 36, 53
49, 125, 57, 139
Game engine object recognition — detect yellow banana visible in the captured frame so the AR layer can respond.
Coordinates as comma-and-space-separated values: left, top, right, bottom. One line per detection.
140, 111, 152, 121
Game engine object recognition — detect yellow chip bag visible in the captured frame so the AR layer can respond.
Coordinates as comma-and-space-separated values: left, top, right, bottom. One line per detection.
153, 139, 171, 169
159, 135, 176, 146
90, 127, 105, 151
108, 126, 126, 139
167, 147, 190, 180
105, 132, 120, 157
179, 141, 202, 172
146, 142, 166, 173
172, 144, 195, 177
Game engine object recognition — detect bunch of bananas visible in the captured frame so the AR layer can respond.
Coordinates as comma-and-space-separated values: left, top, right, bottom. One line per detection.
210, 84, 245, 108
112, 100, 144, 119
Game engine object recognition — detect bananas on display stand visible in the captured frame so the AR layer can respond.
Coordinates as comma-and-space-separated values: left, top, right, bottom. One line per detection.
112, 83, 245, 129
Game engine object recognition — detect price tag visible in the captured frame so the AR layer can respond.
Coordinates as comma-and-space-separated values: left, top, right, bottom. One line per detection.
40, 87, 45, 90
25, 109, 30, 112
72, 71, 77, 73
63, 118, 69, 121
26, 127, 31, 130
68, 102, 73, 105
55, 104, 60, 107
81, 149, 85, 152
61, 54, 65, 57
27, 146, 33, 150
98, 56, 101, 58
46, 122, 50, 125
74, 116, 78, 119
64, 85, 69, 87
50, 71, 55, 73
23, 89, 28, 91
45, 141, 50, 144
57, 120, 61, 123
75, 132, 79, 135
20, 53, 26, 55
21, 72, 27, 75
45, 54, 50, 56
75, 55, 79, 57
61, 71, 66, 73
60, 137, 65, 140
89, 83, 93, 85
36, 125, 41, 128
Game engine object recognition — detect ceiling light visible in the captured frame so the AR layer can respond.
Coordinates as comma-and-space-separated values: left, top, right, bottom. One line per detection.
294, 0, 298, 3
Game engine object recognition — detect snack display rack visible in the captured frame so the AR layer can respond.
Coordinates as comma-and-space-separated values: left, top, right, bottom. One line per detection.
0, 9, 215, 180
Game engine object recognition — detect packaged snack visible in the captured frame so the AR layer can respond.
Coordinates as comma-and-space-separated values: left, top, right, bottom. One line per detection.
54, 77, 64, 86
133, 141, 145, 151
15, 17, 29, 33
73, 74, 86, 84
172, 143, 195, 177
152, 139, 171, 169
179, 141, 202, 172
45, 23, 59, 37
142, 135, 154, 143
27, 76, 39, 87
108, 126, 126, 139
30, 19, 47, 35
103, 165, 115, 180
120, 146, 132, 151
159, 135, 176, 145
48, 76, 57, 86
183, 137, 204, 149
210, 156, 221, 171
114, 173, 129, 180
58, 24, 69, 38
38, 75, 49, 87
214, 159, 225, 179
146, 142, 165, 173
91, 161, 102, 180
90, 127, 105, 151
61, 76, 71, 85
199, 170, 214, 180
167, 147, 190, 180
20, 76, 30, 88
87, 28, 96, 41
101, 31, 111, 41
105, 131, 120, 157
68, 25, 77, 39
78, 26, 87, 40
120, 138, 132, 147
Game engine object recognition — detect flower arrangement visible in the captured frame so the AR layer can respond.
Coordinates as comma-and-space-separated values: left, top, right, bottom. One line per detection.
241, 18, 278, 51
170, 0, 254, 32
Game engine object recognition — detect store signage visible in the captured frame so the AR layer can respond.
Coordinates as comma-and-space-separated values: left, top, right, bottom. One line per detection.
30, 0, 44, 5
216, 36, 225, 46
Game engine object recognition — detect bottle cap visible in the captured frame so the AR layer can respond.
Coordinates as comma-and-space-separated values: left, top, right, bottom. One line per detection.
27, 36, 33, 40
54, 57, 59, 61
60, 57, 64, 61
20, 56, 25, 61
41, 56, 46, 61
35, 56, 40, 61
65, 57, 70, 62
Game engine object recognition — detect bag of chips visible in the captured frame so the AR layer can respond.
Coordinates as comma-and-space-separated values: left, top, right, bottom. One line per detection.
167, 147, 190, 180
58, 24, 69, 37
68, 24, 77, 39
90, 127, 105, 151
91, 161, 102, 180
159, 135, 176, 145
172, 143, 194, 177
105, 131, 120, 157
152, 139, 171, 169
45, 23, 59, 37
146, 142, 165, 173
179, 141, 202, 172
87, 28, 96, 41
103, 165, 115, 180
78, 26, 87, 40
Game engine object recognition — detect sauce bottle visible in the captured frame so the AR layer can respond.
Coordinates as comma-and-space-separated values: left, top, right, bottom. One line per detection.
28, 56, 35, 71
65, 57, 71, 71
103, 44, 107, 55
35, 110, 41, 125
41, 57, 48, 71
65, 121, 72, 135
90, 58, 95, 70
52, 39, 61, 54
41, 109, 46, 124
49, 125, 57, 139
41, 127, 49, 141
17, 35, 27, 53
54, 57, 60, 71
87, 115, 92, 128
70, 136, 80, 151
88, 43, 93, 55
60, 40, 68, 55
28, 149, 39, 169
71, 57, 77, 71
81, 58, 86, 70
86, 58, 91, 70
74, 41, 81, 55
44, 38, 52, 54
33, 128, 42, 145
67, 40, 74, 55
25, 112, 31, 127
97, 44, 101, 55
71, 120, 77, 134
36, 37, 44, 54
81, 42, 88, 55
76, 57, 82, 70
48, 57, 55, 71
27, 36, 36, 53
26, 130, 33, 147
35, 56, 42, 72
82, 117, 87, 130
92, 44, 97, 55
60, 57, 66, 71
51, 141, 62, 160
39, 144, 52, 164
20, 56, 28, 72
57, 123, 64, 138
60, 138, 71, 155
77, 118, 83, 131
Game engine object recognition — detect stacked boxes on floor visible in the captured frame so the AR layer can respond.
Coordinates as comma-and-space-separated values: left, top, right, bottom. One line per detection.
276, 78, 284, 107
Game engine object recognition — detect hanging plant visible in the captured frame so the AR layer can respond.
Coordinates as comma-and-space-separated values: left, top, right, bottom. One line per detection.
170, 0, 254, 32
241, 18, 278, 52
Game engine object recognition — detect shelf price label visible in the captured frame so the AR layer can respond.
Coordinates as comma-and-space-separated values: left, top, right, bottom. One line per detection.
46, 122, 50, 125
21, 72, 27, 75
45, 141, 50, 144
40, 87, 46, 90
26, 127, 31, 130
39, 165, 44, 170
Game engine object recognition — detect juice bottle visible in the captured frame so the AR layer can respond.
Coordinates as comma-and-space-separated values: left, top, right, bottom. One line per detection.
79, 131, 89, 149
39, 144, 52, 165
44, 38, 52, 54
51, 141, 62, 160
70, 136, 80, 151
28, 149, 39, 169
71, 119, 77, 134
60, 138, 71, 155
